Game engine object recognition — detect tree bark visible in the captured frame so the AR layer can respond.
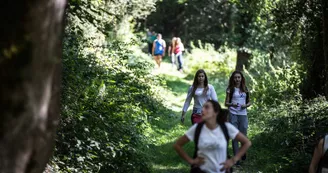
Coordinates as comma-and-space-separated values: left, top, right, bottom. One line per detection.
0, 0, 66, 173
323, 0, 328, 97
236, 49, 251, 71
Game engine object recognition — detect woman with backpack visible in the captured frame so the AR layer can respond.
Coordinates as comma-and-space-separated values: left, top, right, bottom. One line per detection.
168, 37, 177, 68
173, 37, 185, 72
181, 69, 218, 125
152, 33, 166, 68
174, 100, 252, 173
309, 135, 328, 173
225, 71, 251, 164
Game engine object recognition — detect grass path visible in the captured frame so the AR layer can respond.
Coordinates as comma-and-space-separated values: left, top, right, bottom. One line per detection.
147, 59, 266, 173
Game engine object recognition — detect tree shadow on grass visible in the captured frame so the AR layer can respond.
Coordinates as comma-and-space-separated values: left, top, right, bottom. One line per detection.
147, 107, 195, 173
150, 134, 194, 173
158, 74, 191, 96
166, 79, 190, 95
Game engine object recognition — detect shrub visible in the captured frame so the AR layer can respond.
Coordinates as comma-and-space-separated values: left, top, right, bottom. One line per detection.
184, 41, 235, 78
245, 52, 327, 172
53, 11, 162, 172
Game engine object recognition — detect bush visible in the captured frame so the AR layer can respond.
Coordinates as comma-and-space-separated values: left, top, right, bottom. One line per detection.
245, 52, 328, 172
52, 7, 163, 172
184, 41, 235, 78
245, 52, 304, 109
249, 97, 328, 172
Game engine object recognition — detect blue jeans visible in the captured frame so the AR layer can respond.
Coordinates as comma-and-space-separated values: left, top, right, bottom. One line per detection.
229, 113, 248, 156
176, 53, 183, 70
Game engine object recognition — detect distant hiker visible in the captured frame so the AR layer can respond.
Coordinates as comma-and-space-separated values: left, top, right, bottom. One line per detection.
168, 37, 177, 68
309, 134, 328, 173
146, 27, 155, 56
174, 100, 252, 173
152, 33, 166, 68
181, 69, 218, 124
174, 37, 185, 72
225, 71, 251, 165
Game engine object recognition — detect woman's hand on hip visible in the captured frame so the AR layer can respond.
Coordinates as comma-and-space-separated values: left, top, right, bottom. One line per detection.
190, 157, 205, 166
220, 159, 234, 172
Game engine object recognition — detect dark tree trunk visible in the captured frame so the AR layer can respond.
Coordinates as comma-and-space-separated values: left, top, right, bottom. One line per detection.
323, 0, 328, 97
0, 0, 66, 173
236, 49, 251, 71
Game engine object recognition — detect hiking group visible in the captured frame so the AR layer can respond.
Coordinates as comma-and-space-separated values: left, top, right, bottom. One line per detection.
173, 69, 328, 173
146, 28, 184, 72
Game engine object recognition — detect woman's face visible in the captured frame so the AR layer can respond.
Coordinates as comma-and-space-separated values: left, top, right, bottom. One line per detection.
234, 73, 242, 85
198, 73, 205, 84
201, 102, 217, 121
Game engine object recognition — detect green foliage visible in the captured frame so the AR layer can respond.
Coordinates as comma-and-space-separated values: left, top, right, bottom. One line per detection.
57, 32, 157, 172
52, 0, 328, 172
52, 0, 161, 172
244, 52, 327, 172
248, 97, 328, 172
185, 42, 235, 77
245, 52, 305, 108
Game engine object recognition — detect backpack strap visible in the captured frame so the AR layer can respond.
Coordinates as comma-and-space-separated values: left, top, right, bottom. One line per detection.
219, 123, 229, 142
228, 87, 234, 105
246, 87, 250, 104
220, 122, 233, 172
193, 122, 205, 158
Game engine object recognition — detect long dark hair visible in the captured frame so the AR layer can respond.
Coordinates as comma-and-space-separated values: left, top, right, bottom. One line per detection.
207, 100, 228, 124
228, 71, 247, 93
192, 69, 209, 96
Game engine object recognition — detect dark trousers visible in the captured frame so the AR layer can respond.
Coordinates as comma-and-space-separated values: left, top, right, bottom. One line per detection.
176, 53, 183, 70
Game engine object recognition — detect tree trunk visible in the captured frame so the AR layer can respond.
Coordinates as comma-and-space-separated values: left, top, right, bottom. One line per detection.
0, 0, 66, 173
236, 49, 251, 71
323, 0, 328, 97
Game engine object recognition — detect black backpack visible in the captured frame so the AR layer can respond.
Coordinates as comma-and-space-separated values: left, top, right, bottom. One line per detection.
192, 122, 233, 173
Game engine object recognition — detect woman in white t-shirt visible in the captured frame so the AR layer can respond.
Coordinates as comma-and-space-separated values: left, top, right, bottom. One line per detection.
225, 71, 251, 164
174, 100, 251, 173
181, 69, 218, 124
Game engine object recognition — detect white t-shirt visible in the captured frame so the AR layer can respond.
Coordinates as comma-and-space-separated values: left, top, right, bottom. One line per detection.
185, 123, 239, 173
183, 84, 218, 113
227, 87, 247, 115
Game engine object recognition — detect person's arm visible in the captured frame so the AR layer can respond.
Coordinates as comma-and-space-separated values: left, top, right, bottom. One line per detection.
173, 135, 205, 166
181, 87, 193, 123
163, 41, 166, 56
210, 85, 218, 102
220, 132, 252, 171
309, 139, 323, 173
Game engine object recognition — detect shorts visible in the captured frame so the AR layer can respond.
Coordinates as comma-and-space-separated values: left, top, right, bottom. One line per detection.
191, 114, 202, 125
